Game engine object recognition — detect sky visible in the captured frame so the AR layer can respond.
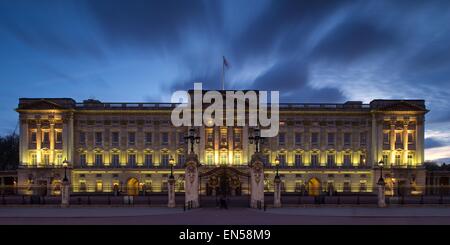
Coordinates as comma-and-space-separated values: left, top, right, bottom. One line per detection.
0, 0, 450, 163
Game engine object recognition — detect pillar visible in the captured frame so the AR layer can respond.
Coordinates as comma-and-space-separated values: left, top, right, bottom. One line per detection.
168, 176, 176, 208
184, 153, 200, 208
50, 122, 55, 165
249, 153, 264, 209
403, 123, 409, 165
273, 176, 281, 208
61, 179, 70, 207
389, 121, 395, 166
36, 121, 42, 166
377, 177, 386, 208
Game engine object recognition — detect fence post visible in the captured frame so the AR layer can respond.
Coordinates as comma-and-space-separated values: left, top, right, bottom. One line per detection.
87, 196, 91, 205
108, 195, 111, 205
22, 195, 26, 205
420, 195, 424, 205
356, 194, 360, 205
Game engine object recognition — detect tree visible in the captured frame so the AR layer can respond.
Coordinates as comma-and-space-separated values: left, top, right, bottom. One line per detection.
0, 133, 19, 170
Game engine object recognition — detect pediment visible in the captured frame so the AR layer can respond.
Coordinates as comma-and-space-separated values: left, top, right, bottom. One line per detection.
19, 99, 67, 110
378, 101, 426, 112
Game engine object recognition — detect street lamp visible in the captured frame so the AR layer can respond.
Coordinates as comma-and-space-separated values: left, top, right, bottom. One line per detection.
248, 128, 264, 153
275, 155, 280, 178
169, 155, 175, 178
184, 128, 200, 154
378, 160, 384, 183
62, 158, 69, 182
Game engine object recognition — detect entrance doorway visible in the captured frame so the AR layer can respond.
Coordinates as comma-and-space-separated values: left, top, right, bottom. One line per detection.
307, 178, 321, 196
126, 178, 139, 196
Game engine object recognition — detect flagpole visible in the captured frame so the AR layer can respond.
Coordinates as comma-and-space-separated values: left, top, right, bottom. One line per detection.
222, 57, 225, 90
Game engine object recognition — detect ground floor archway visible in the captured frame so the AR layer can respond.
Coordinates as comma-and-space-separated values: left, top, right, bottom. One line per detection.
307, 178, 321, 196
126, 178, 139, 196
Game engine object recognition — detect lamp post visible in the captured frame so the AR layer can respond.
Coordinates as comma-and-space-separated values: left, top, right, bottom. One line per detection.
184, 128, 200, 154
275, 155, 280, 178
62, 159, 68, 182
377, 160, 386, 207
248, 128, 264, 153
169, 155, 175, 178
273, 155, 281, 207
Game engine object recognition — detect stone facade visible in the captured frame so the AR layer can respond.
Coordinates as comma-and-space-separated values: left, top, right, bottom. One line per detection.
16, 97, 428, 196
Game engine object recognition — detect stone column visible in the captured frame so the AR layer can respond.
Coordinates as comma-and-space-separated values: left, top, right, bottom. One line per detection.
61, 179, 70, 207
389, 121, 395, 166
249, 153, 264, 209
168, 176, 176, 208
184, 153, 200, 208
377, 177, 386, 208
50, 122, 55, 165
36, 121, 42, 166
273, 175, 281, 208
403, 123, 409, 165
416, 116, 424, 165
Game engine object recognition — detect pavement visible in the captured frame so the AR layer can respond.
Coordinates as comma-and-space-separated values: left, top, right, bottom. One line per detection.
1, 206, 450, 225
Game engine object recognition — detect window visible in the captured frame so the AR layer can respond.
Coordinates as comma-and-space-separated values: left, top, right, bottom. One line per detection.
220, 132, 227, 144
56, 153, 63, 165
31, 153, 37, 165
145, 154, 153, 167
111, 132, 119, 145
161, 132, 169, 145
111, 154, 120, 167
278, 154, 286, 166
80, 154, 86, 167
220, 153, 227, 165
234, 132, 241, 147
96, 180, 103, 192
408, 132, 414, 144
343, 182, 351, 192
327, 154, 335, 167
295, 154, 302, 166
79, 132, 86, 145
328, 133, 335, 145
178, 154, 185, 165
360, 154, 366, 165
128, 154, 136, 167
56, 131, 62, 143
343, 154, 351, 166
311, 133, 319, 145
234, 153, 241, 165
161, 153, 169, 166
206, 153, 213, 165
207, 132, 213, 144
95, 153, 103, 166
145, 132, 152, 145
31, 131, 37, 143
128, 132, 136, 146
295, 133, 302, 145
79, 181, 87, 192
278, 133, 286, 145
383, 154, 389, 166
408, 154, 413, 165
178, 132, 185, 144
383, 132, 389, 144
344, 133, 351, 145
396, 133, 402, 143
360, 132, 367, 145
359, 182, 367, 192
311, 154, 318, 166
95, 132, 103, 146
395, 154, 401, 165
43, 132, 50, 143
43, 154, 50, 165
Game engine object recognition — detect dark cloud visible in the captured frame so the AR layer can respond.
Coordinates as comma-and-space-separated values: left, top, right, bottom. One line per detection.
425, 137, 445, 149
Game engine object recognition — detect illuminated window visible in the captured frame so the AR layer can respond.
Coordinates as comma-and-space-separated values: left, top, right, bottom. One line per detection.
145, 154, 153, 167
206, 153, 213, 165
360, 154, 366, 166
30, 131, 37, 143
395, 133, 402, 143
343, 182, 351, 192
220, 153, 227, 165
128, 154, 136, 167
111, 154, 119, 167
220, 130, 227, 145
96, 180, 103, 192
30, 153, 37, 165
56, 131, 62, 143
161, 153, 169, 166
79, 181, 87, 192
359, 182, 367, 192
95, 153, 103, 166
343, 154, 351, 166
80, 154, 86, 166
56, 153, 63, 165
383, 132, 389, 144
395, 154, 401, 165
408, 132, 414, 144
128, 132, 135, 146
43, 153, 50, 165
383, 154, 388, 165
234, 153, 241, 165
311, 154, 318, 166
278, 154, 286, 166
43, 132, 50, 143
408, 154, 413, 165
327, 154, 335, 167
294, 154, 302, 167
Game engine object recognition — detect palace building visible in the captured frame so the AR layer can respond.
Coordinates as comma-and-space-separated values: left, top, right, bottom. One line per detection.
15, 95, 428, 197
